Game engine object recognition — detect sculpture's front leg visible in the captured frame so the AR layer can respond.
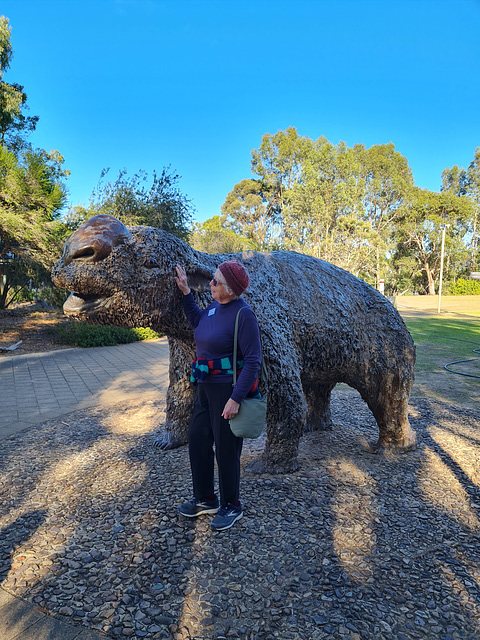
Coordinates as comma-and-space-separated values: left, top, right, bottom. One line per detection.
247, 357, 308, 474
154, 337, 195, 449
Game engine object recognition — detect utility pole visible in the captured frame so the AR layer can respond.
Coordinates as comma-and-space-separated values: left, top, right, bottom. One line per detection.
437, 224, 449, 314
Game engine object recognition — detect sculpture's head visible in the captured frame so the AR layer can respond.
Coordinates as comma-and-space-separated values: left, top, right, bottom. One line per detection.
52, 214, 211, 333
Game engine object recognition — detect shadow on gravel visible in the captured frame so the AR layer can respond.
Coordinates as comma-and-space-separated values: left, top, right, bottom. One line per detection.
0, 391, 480, 639
0, 510, 47, 585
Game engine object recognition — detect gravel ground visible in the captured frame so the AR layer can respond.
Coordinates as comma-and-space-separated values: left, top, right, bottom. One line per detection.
1, 389, 480, 640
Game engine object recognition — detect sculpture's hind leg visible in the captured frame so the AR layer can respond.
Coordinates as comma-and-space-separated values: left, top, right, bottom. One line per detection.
302, 380, 335, 432
363, 372, 417, 452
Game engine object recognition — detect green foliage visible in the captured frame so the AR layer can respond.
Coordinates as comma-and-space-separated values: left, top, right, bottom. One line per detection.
0, 18, 69, 309
131, 326, 162, 340
244, 129, 417, 283
251, 126, 313, 192
13, 284, 69, 307
225, 130, 479, 291
442, 147, 480, 271
86, 167, 193, 241
190, 215, 256, 253
221, 179, 281, 249
35, 285, 70, 308
55, 322, 161, 348
0, 16, 12, 72
0, 147, 69, 308
61, 205, 91, 232
446, 278, 480, 295
393, 188, 473, 294
0, 16, 38, 151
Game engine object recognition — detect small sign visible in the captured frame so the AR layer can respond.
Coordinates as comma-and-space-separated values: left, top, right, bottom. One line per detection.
378, 279, 385, 294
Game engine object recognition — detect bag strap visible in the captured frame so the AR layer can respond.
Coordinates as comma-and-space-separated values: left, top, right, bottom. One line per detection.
232, 306, 268, 386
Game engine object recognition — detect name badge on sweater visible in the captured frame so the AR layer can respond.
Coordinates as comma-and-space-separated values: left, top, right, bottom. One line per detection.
208, 308, 216, 317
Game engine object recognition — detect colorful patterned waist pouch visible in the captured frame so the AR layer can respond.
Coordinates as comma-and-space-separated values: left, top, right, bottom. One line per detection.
190, 357, 260, 398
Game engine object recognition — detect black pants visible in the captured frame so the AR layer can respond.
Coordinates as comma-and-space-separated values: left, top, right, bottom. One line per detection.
188, 382, 243, 507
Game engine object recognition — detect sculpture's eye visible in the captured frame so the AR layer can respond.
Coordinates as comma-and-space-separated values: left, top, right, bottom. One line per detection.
144, 258, 159, 269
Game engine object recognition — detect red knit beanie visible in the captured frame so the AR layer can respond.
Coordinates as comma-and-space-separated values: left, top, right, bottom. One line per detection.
218, 260, 250, 296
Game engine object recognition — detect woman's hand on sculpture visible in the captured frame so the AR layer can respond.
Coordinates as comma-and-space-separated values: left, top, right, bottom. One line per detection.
222, 398, 240, 421
175, 265, 191, 295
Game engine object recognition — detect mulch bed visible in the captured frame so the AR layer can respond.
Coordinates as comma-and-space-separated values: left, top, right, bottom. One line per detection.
1, 389, 479, 640
0, 307, 71, 355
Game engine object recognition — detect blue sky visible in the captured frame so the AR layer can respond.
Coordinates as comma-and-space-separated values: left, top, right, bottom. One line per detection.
2, 0, 480, 223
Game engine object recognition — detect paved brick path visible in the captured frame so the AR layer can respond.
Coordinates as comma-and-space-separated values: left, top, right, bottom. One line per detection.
0, 338, 170, 639
0, 338, 170, 439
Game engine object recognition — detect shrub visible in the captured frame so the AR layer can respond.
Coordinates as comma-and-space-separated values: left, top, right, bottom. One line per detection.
130, 327, 162, 341
446, 278, 480, 295
55, 322, 161, 348
15, 286, 70, 308
37, 286, 71, 309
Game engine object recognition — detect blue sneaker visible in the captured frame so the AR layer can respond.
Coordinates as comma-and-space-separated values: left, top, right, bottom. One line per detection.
178, 497, 219, 517
210, 502, 243, 531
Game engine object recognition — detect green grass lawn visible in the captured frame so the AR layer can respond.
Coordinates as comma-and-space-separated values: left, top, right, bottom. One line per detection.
403, 317, 480, 408
404, 317, 480, 343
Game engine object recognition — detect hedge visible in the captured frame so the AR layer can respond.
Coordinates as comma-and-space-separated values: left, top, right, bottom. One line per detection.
55, 322, 161, 348
446, 278, 480, 295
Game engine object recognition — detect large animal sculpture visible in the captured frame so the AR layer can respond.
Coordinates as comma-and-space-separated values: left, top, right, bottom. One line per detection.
52, 214, 417, 473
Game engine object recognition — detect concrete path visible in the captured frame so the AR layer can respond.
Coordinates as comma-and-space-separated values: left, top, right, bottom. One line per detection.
0, 339, 171, 639
0, 587, 104, 639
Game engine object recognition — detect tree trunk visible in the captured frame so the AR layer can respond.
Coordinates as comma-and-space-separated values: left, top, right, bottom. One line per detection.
425, 262, 436, 295
472, 207, 478, 269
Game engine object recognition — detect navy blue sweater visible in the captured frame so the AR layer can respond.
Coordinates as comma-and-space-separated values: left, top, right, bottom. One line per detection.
182, 292, 261, 404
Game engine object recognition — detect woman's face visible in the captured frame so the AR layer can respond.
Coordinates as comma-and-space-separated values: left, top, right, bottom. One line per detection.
210, 270, 236, 304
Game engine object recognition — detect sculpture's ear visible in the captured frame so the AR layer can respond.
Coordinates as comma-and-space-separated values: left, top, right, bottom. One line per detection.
187, 263, 212, 292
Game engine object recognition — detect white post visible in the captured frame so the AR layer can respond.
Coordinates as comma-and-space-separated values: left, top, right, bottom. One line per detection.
437, 224, 449, 314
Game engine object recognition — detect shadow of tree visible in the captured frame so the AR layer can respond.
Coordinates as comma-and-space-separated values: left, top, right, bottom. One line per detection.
0, 389, 480, 640
0, 510, 47, 585
311, 390, 480, 639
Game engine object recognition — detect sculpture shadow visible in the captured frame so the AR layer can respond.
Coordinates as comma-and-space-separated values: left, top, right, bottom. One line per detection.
311, 391, 480, 638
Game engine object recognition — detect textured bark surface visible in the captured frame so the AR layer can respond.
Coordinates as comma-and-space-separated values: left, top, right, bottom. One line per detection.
52, 214, 417, 473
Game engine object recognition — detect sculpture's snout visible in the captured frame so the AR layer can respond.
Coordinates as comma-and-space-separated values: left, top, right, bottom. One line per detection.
63, 214, 131, 266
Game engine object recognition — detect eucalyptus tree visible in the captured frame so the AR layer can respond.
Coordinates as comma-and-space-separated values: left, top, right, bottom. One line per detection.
284, 138, 369, 274
251, 126, 313, 194
441, 148, 480, 271
232, 127, 462, 292
0, 16, 38, 151
249, 129, 367, 264
221, 178, 281, 249
393, 188, 472, 294
190, 215, 256, 254
250, 126, 314, 234
466, 148, 480, 269
355, 143, 415, 285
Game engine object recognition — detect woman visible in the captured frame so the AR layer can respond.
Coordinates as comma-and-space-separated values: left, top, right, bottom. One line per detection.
175, 260, 261, 531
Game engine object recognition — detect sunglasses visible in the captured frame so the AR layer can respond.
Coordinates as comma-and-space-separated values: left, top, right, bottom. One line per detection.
211, 277, 225, 287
